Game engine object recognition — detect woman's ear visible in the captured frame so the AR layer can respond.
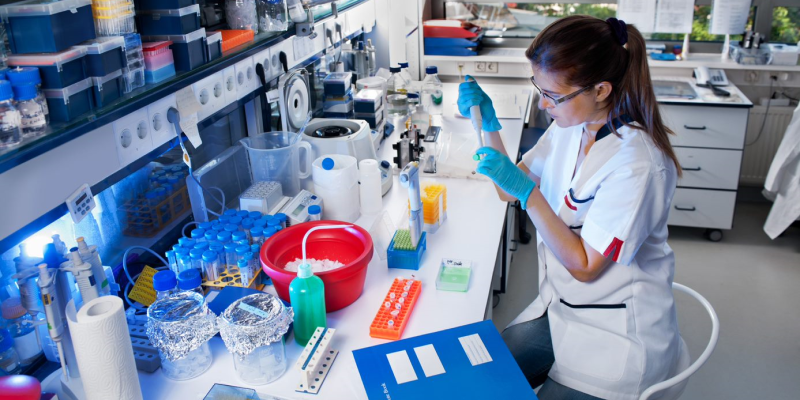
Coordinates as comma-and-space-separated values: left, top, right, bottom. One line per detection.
594, 82, 613, 103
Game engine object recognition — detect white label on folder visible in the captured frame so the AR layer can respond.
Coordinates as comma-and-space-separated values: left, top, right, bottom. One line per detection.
386, 350, 418, 384
414, 345, 446, 378
458, 334, 493, 366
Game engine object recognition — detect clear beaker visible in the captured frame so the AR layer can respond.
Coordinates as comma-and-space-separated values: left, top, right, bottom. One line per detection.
159, 341, 212, 381
240, 131, 313, 197
232, 337, 286, 385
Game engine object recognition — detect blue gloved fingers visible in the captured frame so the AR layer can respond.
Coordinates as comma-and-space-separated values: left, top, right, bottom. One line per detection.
476, 146, 502, 157
457, 93, 484, 118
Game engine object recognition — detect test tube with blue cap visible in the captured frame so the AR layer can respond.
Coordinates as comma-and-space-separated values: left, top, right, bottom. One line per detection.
308, 205, 321, 221
165, 250, 178, 274
275, 213, 288, 229
241, 218, 254, 241
224, 209, 238, 217
199, 221, 213, 230
204, 229, 218, 242
232, 231, 247, 244
177, 253, 193, 273
237, 259, 251, 287
202, 251, 221, 282
224, 242, 238, 268
236, 210, 249, 218
178, 237, 195, 248
189, 248, 204, 271
194, 242, 209, 252
191, 228, 205, 242
235, 245, 249, 265
229, 216, 243, 226
267, 218, 281, 232
250, 227, 264, 245
224, 224, 239, 233
253, 218, 267, 228
263, 226, 277, 241
216, 231, 232, 244
248, 211, 262, 220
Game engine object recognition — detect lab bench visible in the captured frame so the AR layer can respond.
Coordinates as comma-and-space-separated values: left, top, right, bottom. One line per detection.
123, 83, 529, 399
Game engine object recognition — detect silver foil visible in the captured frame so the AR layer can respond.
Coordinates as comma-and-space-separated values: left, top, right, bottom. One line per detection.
146, 291, 219, 362
218, 293, 293, 359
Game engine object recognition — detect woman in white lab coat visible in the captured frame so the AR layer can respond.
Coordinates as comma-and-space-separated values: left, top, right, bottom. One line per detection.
458, 16, 689, 400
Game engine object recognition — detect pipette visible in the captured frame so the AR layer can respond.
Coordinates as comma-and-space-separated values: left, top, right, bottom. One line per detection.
466, 76, 484, 161
37, 263, 67, 377
61, 251, 100, 308
399, 161, 422, 248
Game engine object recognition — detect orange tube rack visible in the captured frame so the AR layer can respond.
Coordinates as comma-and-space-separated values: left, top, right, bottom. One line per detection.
369, 277, 422, 340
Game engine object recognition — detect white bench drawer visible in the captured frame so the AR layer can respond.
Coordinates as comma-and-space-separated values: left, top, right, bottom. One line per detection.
675, 147, 742, 190
661, 105, 748, 150
668, 188, 736, 230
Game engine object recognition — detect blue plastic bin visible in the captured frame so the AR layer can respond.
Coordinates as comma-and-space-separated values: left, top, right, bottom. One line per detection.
144, 64, 176, 84
206, 31, 222, 63
1, 0, 95, 54
136, 5, 201, 35
8, 47, 88, 90
76, 36, 126, 78
387, 231, 427, 270
136, 0, 197, 11
43, 78, 93, 122
91, 69, 125, 108
143, 28, 207, 73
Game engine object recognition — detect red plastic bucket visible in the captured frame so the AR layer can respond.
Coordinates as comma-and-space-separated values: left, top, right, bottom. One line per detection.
260, 220, 373, 312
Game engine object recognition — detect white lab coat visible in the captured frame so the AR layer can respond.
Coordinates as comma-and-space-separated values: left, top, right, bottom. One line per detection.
512, 119, 689, 400
763, 103, 800, 239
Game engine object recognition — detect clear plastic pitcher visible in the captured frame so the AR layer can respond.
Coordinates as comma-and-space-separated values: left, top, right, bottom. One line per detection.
240, 131, 313, 197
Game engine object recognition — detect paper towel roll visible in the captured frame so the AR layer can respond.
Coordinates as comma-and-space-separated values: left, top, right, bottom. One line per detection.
66, 297, 143, 400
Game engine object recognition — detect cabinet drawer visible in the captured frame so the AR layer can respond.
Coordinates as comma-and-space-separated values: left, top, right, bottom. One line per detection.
668, 188, 736, 230
675, 148, 742, 190
661, 105, 748, 150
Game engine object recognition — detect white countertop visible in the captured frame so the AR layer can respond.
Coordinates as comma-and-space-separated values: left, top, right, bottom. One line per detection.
653, 76, 753, 107
136, 83, 531, 399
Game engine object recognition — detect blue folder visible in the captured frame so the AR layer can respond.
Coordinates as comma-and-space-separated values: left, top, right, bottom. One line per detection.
353, 320, 536, 399
424, 37, 480, 48
424, 46, 479, 56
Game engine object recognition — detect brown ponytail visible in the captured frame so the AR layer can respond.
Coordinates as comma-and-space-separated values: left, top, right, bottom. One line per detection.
526, 15, 681, 174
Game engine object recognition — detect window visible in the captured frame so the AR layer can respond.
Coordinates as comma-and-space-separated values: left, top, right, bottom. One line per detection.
771, 6, 800, 44
648, 5, 755, 42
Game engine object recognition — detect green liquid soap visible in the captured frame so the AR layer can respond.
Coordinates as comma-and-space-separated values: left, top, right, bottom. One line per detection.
289, 263, 327, 346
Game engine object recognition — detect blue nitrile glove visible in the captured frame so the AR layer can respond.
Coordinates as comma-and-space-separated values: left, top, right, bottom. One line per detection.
458, 75, 502, 132
476, 147, 536, 208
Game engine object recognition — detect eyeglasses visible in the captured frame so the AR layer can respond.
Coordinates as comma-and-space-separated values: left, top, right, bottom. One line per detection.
530, 76, 593, 106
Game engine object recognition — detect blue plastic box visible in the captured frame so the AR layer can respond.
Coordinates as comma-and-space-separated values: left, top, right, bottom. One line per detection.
143, 28, 207, 72
145, 64, 176, 84
387, 231, 427, 270
43, 78, 93, 122
135, 0, 197, 11
76, 36, 127, 78
206, 31, 222, 62
136, 5, 201, 35
1, 0, 95, 54
8, 47, 88, 90
91, 69, 125, 108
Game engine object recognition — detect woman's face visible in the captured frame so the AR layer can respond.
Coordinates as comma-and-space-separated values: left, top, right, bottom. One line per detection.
532, 66, 608, 128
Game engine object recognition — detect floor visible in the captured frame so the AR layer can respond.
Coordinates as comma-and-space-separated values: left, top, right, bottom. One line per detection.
492, 200, 800, 400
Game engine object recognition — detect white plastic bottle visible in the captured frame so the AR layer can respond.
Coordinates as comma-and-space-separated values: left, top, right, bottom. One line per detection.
359, 159, 383, 215
422, 66, 444, 116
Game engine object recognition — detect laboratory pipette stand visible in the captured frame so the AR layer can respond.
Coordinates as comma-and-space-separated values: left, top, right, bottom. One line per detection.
295, 327, 338, 394
388, 162, 427, 270
392, 128, 424, 169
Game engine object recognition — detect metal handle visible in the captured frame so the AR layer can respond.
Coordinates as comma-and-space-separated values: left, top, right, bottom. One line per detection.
682, 166, 702, 171
674, 205, 697, 212
683, 125, 707, 130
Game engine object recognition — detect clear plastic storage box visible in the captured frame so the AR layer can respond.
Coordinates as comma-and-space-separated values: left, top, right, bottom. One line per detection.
91, 69, 125, 108
8, 47, 88, 89
0, 0, 95, 54
76, 36, 127, 77
43, 78, 93, 122
206, 31, 223, 63
143, 28, 207, 72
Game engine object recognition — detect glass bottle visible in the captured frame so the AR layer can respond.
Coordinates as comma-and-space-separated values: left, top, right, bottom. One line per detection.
0, 328, 21, 375
12, 84, 45, 138
153, 270, 178, 300
398, 62, 414, 85
177, 269, 204, 296
386, 66, 409, 119
1, 297, 42, 366
6, 67, 48, 118
422, 66, 444, 116
0, 80, 21, 150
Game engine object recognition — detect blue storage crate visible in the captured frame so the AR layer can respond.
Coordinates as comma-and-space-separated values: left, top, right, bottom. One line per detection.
76, 36, 127, 78
43, 78, 93, 122
206, 31, 222, 62
91, 69, 124, 108
136, 4, 200, 36
143, 28, 207, 72
1, 0, 95, 54
387, 231, 427, 270
135, 0, 197, 11
144, 63, 176, 84
8, 47, 88, 90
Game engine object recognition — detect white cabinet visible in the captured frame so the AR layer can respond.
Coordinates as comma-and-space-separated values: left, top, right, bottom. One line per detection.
661, 100, 751, 239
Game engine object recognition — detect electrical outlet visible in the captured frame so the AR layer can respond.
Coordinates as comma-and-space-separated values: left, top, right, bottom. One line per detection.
475, 62, 486, 72
113, 108, 153, 167
147, 94, 177, 147
486, 62, 498, 73
193, 72, 225, 121
745, 70, 760, 83
222, 66, 237, 107
234, 56, 259, 100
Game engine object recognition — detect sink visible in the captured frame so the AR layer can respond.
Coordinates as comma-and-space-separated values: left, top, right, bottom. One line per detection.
653, 80, 698, 100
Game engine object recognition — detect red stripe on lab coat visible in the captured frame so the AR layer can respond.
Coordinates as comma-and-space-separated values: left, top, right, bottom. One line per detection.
564, 195, 577, 211
604, 237, 624, 262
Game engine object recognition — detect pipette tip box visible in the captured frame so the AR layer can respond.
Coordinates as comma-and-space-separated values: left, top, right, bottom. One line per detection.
8, 47, 88, 90
369, 277, 422, 340
143, 28, 208, 72
43, 78, 94, 122
76, 36, 127, 77
1, 0, 96, 54
136, 4, 201, 36
91, 69, 125, 108
205, 31, 222, 62
387, 230, 427, 270
435, 258, 471, 292
135, 0, 197, 11
144, 63, 176, 84
323, 72, 353, 97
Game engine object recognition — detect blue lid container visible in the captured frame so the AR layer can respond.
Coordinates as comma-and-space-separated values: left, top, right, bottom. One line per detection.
208, 243, 224, 254
43, 78, 93, 122
205, 31, 222, 62
216, 231, 232, 242
193, 242, 209, 251
267, 218, 280, 228
224, 241, 238, 252
144, 63, 176, 84
174, 247, 190, 256
223, 209, 238, 216
136, 0, 197, 11
241, 218, 254, 230
202, 250, 217, 263
231, 231, 247, 243
235, 245, 249, 256
250, 243, 260, 253
178, 237, 195, 248
190, 229, 206, 240
143, 28, 207, 73
153, 270, 177, 291
6, 67, 42, 87
198, 222, 213, 230
8, 47, 88, 89
275, 213, 288, 223
229, 216, 243, 225
76, 36, 126, 77
250, 227, 263, 238
204, 230, 218, 242
223, 224, 238, 233
91, 69, 125, 109
136, 5, 201, 36
247, 211, 262, 220
177, 269, 201, 290
1, 0, 96, 54
236, 210, 249, 218
189, 248, 203, 260
308, 205, 321, 216
253, 219, 267, 228
12, 84, 38, 101
264, 227, 277, 238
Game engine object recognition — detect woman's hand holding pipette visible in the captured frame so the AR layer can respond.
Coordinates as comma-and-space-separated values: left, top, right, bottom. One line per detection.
475, 147, 536, 209
457, 76, 502, 132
